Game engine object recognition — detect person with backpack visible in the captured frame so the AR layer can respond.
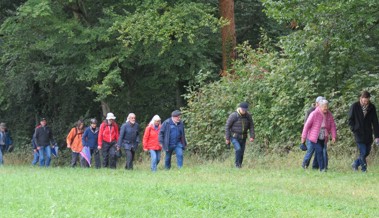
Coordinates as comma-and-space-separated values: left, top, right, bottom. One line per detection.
225, 102, 255, 168
35, 118, 56, 167
159, 110, 187, 170
118, 113, 140, 170
82, 118, 101, 169
98, 112, 119, 169
143, 115, 162, 172
66, 120, 85, 167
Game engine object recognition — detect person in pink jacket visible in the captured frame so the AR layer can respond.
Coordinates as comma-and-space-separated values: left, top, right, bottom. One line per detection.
301, 100, 337, 171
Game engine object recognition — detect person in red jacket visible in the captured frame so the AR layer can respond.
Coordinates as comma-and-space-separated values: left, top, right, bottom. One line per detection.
98, 112, 119, 169
143, 115, 162, 172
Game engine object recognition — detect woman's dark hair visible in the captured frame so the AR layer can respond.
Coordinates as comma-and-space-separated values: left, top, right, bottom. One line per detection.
76, 120, 84, 128
360, 91, 371, 98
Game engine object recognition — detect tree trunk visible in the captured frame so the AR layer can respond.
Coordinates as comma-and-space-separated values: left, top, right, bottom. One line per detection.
219, 0, 236, 76
101, 101, 110, 119
176, 81, 183, 109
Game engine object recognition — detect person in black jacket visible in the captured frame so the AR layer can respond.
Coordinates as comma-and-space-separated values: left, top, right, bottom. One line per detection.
225, 102, 255, 168
35, 118, 56, 167
117, 113, 140, 170
349, 91, 379, 172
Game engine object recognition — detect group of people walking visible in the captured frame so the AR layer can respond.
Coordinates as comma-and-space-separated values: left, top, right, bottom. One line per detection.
299, 91, 379, 172
29, 110, 187, 172
1, 91, 378, 172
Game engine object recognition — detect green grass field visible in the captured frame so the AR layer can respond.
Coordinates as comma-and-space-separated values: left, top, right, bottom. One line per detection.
1, 151, 378, 218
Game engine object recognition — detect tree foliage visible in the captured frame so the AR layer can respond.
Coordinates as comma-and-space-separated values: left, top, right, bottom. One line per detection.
185, 0, 379, 158
0, 0, 222, 148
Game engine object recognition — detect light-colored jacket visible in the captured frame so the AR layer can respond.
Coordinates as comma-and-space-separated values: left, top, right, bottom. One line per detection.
302, 107, 337, 143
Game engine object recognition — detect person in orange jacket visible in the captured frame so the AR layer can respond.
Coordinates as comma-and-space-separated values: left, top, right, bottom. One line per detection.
67, 120, 85, 167
143, 115, 162, 172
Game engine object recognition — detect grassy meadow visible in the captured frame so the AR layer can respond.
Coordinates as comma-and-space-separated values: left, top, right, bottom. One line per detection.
1, 150, 379, 218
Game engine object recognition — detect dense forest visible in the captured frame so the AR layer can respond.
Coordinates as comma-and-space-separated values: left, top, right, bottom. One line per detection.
1, 0, 378, 159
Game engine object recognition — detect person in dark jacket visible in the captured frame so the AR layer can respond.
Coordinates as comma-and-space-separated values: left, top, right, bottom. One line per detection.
349, 91, 379, 172
159, 110, 187, 170
118, 113, 140, 170
225, 102, 255, 168
34, 118, 56, 167
82, 118, 101, 169
0, 123, 13, 154
31, 124, 42, 166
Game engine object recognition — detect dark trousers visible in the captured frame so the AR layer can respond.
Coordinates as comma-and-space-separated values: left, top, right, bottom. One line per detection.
102, 141, 117, 169
82, 148, 101, 169
353, 142, 372, 172
231, 137, 246, 168
71, 152, 86, 167
124, 149, 135, 170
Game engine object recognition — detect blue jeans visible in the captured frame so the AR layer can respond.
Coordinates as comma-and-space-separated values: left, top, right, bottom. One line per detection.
39, 145, 52, 167
310, 140, 326, 171
302, 139, 328, 169
32, 150, 39, 165
149, 150, 161, 172
302, 139, 316, 168
353, 142, 371, 172
165, 143, 183, 169
231, 137, 246, 168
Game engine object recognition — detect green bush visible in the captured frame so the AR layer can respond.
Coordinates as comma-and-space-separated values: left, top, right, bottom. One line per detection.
184, 42, 379, 159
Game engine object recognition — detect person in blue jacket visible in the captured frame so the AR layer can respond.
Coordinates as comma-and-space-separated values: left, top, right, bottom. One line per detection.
159, 110, 187, 170
82, 118, 101, 169
0, 123, 13, 165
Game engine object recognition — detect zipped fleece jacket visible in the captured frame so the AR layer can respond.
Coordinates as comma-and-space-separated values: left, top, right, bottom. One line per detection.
302, 107, 337, 144
66, 127, 84, 153
98, 121, 119, 148
143, 124, 161, 151
348, 101, 379, 144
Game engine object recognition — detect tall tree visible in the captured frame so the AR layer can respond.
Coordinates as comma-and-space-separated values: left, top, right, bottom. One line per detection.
219, 0, 236, 75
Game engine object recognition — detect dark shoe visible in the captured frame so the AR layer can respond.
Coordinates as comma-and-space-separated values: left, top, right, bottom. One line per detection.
352, 163, 358, 171
301, 163, 307, 169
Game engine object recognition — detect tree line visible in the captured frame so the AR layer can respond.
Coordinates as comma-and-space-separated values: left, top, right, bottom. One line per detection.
1, 0, 378, 159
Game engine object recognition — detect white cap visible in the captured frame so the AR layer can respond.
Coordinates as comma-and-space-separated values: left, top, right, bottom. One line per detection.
106, 112, 116, 120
